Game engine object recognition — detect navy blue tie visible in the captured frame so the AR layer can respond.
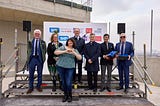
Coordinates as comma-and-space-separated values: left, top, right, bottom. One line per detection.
35, 39, 38, 56
121, 42, 124, 55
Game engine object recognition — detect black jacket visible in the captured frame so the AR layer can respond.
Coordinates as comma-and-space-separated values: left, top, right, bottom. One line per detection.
71, 36, 85, 55
47, 42, 63, 65
100, 42, 114, 65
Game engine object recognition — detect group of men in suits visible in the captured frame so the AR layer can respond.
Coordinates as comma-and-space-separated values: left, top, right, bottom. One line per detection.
71, 28, 134, 93
26, 28, 134, 94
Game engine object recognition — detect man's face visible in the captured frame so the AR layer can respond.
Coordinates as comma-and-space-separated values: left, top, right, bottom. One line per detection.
89, 34, 95, 42
74, 28, 80, 36
103, 36, 109, 42
34, 32, 41, 39
120, 33, 126, 42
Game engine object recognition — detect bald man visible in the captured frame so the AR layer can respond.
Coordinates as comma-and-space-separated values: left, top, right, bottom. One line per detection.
27, 29, 46, 94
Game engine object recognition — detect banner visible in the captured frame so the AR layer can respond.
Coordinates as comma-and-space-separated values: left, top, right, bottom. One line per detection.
43, 22, 107, 74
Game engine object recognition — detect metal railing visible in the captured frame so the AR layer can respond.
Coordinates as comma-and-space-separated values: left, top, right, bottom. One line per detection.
44, 0, 92, 11
0, 38, 19, 98
0, 38, 3, 98
131, 44, 155, 99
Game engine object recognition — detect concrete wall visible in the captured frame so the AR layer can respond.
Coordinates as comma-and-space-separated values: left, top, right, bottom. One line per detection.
134, 56, 160, 86
0, 0, 91, 23
0, 20, 42, 65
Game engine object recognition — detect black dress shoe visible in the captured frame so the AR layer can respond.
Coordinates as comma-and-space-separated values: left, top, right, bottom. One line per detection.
26, 89, 33, 94
36, 88, 43, 92
93, 88, 97, 92
99, 88, 105, 92
106, 88, 111, 92
124, 88, 128, 93
52, 86, 56, 92
73, 81, 77, 84
62, 95, 68, 102
116, 87, 123, 90
67, 96, 72, 102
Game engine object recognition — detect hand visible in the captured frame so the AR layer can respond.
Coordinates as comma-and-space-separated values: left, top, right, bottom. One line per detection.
105, 56, 110, 60
66, 49, 77, 56
115, 54, 119, 58
54, 57, 59, 61
88, 59, 93, 64
67, 49, 72, 53
128, 55, 131, 60
103, 55, 109, 60
103, 55, 107, 59
66, 49, 73, 54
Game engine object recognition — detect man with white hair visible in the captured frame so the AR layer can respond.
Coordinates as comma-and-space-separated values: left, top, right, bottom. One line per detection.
115, 33, 134, 93
27, 29, 46, 94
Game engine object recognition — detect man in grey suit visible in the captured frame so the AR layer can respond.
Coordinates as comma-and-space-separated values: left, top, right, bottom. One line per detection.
99, 34, 114, 92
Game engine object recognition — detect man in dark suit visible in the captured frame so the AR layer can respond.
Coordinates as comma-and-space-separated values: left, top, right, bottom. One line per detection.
27, 29, 46, 94
84, 33, 101, 92
71, 28, 85, 84
99, 34, 114, 92
115, 33, 134, 92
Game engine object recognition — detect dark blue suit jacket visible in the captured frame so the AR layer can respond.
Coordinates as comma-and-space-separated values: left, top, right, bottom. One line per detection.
115, 41, 134, 66
84, 41, 101, 72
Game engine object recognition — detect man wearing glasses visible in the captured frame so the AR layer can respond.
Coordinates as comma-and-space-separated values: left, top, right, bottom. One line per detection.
115, 33, 134, 93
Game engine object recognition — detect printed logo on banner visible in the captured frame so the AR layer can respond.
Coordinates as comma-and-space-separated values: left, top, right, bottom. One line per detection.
95, 36, 102, 42
49, 27, 60, 33
59, 36, 69, 41
94, 28, 102, 35
86, 28, 92, 33
61, 28, 72, 33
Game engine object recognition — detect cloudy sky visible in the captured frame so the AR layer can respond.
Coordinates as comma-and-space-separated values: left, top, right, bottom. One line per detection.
90, 0, 160, 55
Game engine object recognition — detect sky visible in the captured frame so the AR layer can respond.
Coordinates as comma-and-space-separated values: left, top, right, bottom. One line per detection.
90, 0, 160, 55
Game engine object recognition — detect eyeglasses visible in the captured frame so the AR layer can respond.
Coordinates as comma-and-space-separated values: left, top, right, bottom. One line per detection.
120, 36, 126, 38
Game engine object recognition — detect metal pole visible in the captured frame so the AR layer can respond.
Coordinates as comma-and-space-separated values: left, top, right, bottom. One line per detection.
15, 29, 19, 82
132, 31, 135, 50
150, 9, 153, 56
26, 31, 30, 72
132, 31, 135, 82
0, 38, 3, 98
15, 29, 17, 48
109, 22, 110, 35
144, 44, 147, 99
27, 31, 30, 42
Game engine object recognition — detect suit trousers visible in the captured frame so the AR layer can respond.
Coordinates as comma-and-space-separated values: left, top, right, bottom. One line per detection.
73, 61, 82, 82
100, 64, 112, 89
29, 57, 43, 89
87, 71, 98, 89
117, 61, 130, 89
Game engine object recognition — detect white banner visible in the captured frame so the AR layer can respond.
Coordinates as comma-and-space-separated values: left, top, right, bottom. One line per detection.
43, 22, 107, 74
